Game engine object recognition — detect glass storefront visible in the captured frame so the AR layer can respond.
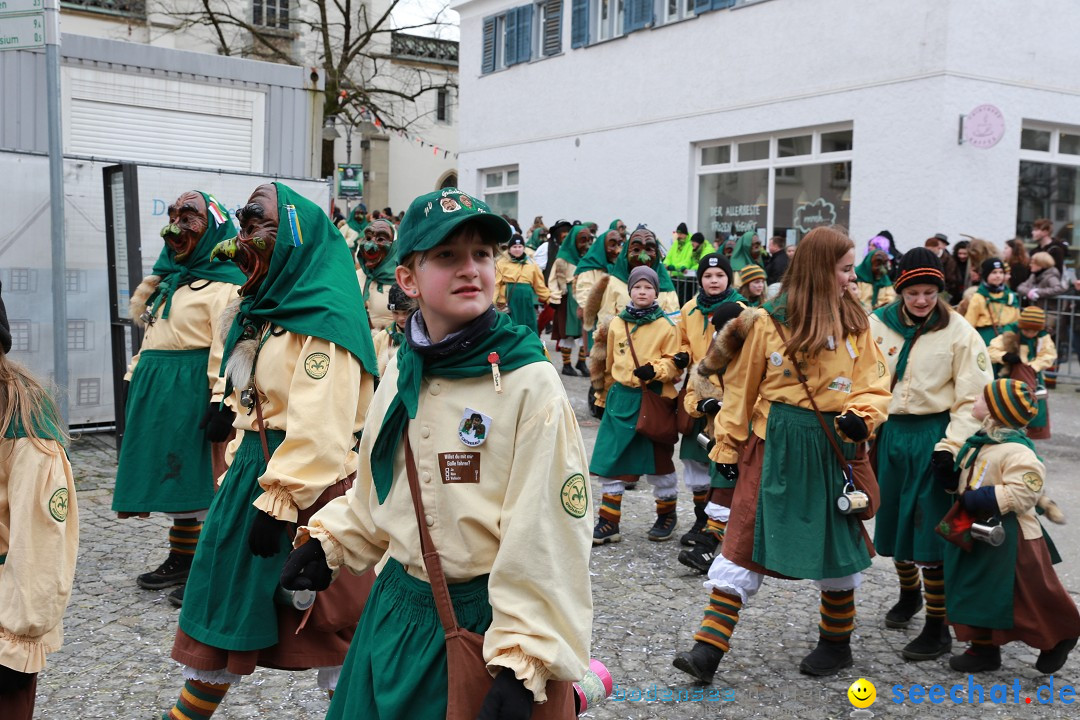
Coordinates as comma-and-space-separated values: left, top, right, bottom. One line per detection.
697, 169, 768, 246
773, 161, 852, 243
1017, 125, 1080, 250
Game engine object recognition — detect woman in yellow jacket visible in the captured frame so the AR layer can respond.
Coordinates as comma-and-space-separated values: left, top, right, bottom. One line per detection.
674, 226, 890, 682
591, 265, 682, 544
495, 234, 550, 336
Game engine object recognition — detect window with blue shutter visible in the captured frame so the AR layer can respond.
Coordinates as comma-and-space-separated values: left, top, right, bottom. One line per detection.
542, 0, 563, 56
504, 7, 519, 65
624, 0, 653, 34
693, 0, 711, 14
712, 0, 735, 10
482, 16, 497, 73
516, 4, 533, 64
571, 0, 589, 48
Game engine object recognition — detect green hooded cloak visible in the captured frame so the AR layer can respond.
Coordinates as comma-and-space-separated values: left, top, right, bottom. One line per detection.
610, 231, 677, 292
575, 220, 621, 276
730, 231, 764, 276
855, 251, 894, 307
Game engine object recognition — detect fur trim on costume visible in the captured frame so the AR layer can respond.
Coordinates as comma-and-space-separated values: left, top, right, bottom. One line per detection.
219, 297, 244, 344
225, 338, 258, 392
589, 321, 609, 392
997, 331, 1020, 354
689, 360, 724, 405
1038, 496, 1065, 525
129, 275, 161, 327
697, 307, 763, 378
583, 274, 610, 331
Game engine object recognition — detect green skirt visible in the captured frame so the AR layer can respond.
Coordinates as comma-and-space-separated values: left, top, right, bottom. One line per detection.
944, 514, 1019, 629
679, 416, 709, 462
327, 558, 492, 720
872, 412, 951, 563
590, 383, 658, 477
506, 282, 539, 336
1030, 370, 1049, 430
113, 348, 214, 514
709, 461, 737, 490
752, 403, 871, 579
565, 282, 582, 337
179, 430, 292, 651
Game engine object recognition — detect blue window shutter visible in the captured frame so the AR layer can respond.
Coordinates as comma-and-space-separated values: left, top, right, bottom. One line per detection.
694, 0, 711, 14
504, 8, 519, 65
517, 4, 533, 64
712, 0, 735, 9
625, 0, 653, 33
571, 0, 589, 48
482, 16, 497, 73
543, 0, 563, 56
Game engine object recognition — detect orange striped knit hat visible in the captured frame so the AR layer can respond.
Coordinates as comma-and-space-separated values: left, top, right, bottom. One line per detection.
984, 379, 1038, 428
1018, 306, 1046, 330
894, 248, 945, 292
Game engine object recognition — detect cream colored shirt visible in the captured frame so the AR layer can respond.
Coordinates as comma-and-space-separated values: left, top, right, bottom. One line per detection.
602, 316, 681, 402
958, 440, 1046, 540
869, 310, 992, 455
0, 436, 78, 673
128, 280, 238, 403
857, 282, 897, 312
596, 276, 681, 330
574, 269, 607, 324
495, 257, 551, 306
372, 326, 402, 378
547, 258, 576, 304
303, 360, 592, 702
357, 268, 393, 332
964, 292, 1021, 333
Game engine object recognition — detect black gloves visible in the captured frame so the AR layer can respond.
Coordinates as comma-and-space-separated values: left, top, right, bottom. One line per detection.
930, 450, 961, 493
199, 403, 235, 443
697, 398, 721, 415
835, 413, 868, 443
476, 668, 534, 720
962, 485, 1000, 519
280, 539, 334, 592
1002, 352, 1022, 365
716, 463, 739, 483
248, 510, 289, 558
587, 388, 604, 420
632, 364, 656, 381
672, 352, 690, 369
0, 665, 34, 695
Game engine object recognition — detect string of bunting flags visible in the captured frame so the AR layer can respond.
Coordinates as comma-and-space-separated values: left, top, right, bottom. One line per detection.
355, 104, 459, 159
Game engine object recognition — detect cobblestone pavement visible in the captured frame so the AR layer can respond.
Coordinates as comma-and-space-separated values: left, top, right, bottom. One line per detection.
33, 369, 1080, 719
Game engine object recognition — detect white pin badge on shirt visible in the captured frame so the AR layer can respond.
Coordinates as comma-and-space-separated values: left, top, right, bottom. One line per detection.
459, 408, 493, 448
770, 352, 784, 367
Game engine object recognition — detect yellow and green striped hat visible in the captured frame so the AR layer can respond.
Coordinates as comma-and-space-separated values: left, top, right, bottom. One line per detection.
984, 379, 1038, 428
739, 263, 767, 285
1018, 306, 1046, 330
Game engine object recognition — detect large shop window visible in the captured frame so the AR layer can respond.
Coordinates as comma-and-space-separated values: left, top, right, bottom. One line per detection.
696, 126, 854, 246
482, 166, 520, 219
1017, 123, 1080, 250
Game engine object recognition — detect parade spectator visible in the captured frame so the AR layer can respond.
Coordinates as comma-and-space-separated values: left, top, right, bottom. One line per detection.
549, 224, 593, 374
927, 234, 962, 302
665, 223, 696, 274
869, 248, 991, 662
282, 189, 591, 717
0, 282, 78, 720
1003, 238, 1030, 292
943, 380, 1078, 674
1017, 251, 1066, 310
1031, 218, 1068, 270
674, 226, 890, 681
495, 234, 550, 337
687, 232, 712, 271
764, 235, 789, 284
988, 307, 1057, 440
590, 265, 682, 544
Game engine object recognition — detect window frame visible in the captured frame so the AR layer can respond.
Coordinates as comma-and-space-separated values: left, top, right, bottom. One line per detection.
480, 165, 521, 218
9, 268, 31, 292
76, 378, 101, 407
9, 320, 31, 353
252, 0, 290, 31
67, 319, 91, 352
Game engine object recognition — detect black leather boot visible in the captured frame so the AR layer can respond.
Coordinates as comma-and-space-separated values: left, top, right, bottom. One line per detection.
673, 641, 725, 683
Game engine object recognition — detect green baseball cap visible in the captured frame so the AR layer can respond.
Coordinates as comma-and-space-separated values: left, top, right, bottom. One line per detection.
394, 188, 512, 262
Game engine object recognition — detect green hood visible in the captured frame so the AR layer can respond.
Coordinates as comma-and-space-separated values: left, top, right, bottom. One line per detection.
219, 182, 379, 386
555, 225, 589, 266
855, 251, 893, 289
730, 231, 764, 275
148, 191, 246, 318
610, 232, 676, 292
526, 227, 546, 250
575, 220, 620, 275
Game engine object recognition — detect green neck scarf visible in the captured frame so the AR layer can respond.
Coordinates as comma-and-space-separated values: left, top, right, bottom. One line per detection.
148, 192, 246, 319
526, 227, 546, 250
346, 215, 368, 235
730, 231, 764, 275
388, 322, 405, 348
957, 429, 1042, 470
369, 308, 549, 503
509, 250, 529, 264
2, 397, 64, 444
555, 225, 588, 266
689, 288, 745, 324
610, 238, 677, 292
855, 252, 893, 305
1003, 323, 1047, 358
763, 293, 789, 324
574, 220, 620, 276
619, 302, 667, 326
976, 282, 1019, 307
874, 301, 939, 385
220, 182, 378, 393
359, 254, 397, 298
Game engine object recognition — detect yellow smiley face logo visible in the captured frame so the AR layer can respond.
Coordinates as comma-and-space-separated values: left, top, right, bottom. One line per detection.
848, 678, 876, 708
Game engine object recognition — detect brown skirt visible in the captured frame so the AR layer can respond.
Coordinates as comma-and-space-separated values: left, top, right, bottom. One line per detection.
952, 536, 1080, 650
721, 434, 875, 579
551, 300, 570, 341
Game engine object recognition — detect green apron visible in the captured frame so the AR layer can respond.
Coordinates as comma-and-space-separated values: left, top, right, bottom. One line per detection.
589, 383, 658, 477
709, 460, 737, 490
178, 430, 291, 651
113, 348, 214, 514
752, 403, 871, 579
327, 558, 492, 720
944, 513, 1019, 629
872, 412, 951, 563
679, 416, 710, 463
505, 282, 539, 336
1030, 369, 1049, 430
565, 282, 582, 337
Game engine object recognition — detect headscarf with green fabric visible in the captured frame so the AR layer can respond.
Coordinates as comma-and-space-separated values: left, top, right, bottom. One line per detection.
575, 220, 621, 275
526, 227, 546, 250
357, 222, 398, 299
345, 211, 368, 236
730, 230, 764, 276
855, 250, 894, 307
148, 191, 246, 319
610, 227, 676, 291
218, 182, 378, 395
556, 225, 589, 266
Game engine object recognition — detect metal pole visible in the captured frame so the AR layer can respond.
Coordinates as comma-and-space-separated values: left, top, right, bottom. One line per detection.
45, 0, 68, 428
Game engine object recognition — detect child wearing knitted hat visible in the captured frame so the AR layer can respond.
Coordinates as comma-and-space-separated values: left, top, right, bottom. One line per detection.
941, 379, 1079, 674
987, 306, 1057, 440
964, 258, 1021, 348
736, 263, 767, 307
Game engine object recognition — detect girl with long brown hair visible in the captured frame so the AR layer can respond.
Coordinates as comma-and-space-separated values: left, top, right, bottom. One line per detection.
674, 226, 890, 681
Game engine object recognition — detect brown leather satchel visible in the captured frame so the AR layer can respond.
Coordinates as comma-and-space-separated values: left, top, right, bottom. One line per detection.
402, 429, 575, 719
623, 320, 679, 446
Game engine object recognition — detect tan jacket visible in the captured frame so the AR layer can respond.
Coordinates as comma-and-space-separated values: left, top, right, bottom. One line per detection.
574, 269, 607, 324
602, 316, 681, 402
495, 257, 550, 306
869, 311, 992, 455
857, 282, 897, 312
0, 437, 78, 673
357, 268, 393, 332
958, 440, 1047, 540
128, 280, 237, 403
711, 311, 891, 464
547, 258, 576, 304
303, 360, 592, 702
988, 331, 1058, 374
596, 276, 681, 330
229, 330, 374, 523
339, 223, 361, 250
964, 292, 1020, 333
372, 326, 403, 378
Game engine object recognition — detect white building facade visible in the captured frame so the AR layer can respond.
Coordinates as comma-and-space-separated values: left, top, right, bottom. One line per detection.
453, 0, 1080, 251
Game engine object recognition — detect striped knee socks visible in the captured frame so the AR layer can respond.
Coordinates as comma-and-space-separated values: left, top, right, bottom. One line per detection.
598, 493, 622, 526
694, 589, 742, 653
656, 497, 677, 517
170, 518, 203, 557
922, 566, 946, 619
894, 560, 921, 593
163, 679, 229, 719
704, 518, 727, 541
819, 590, 856, 642
560, 347, 572, 365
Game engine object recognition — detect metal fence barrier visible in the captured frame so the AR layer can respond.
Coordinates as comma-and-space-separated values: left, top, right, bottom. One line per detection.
1049, 295, 1080, 382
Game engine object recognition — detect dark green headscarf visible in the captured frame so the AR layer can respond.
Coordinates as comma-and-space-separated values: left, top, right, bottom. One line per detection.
555, 225, 589, 266
874, 300, 940, 385
369, 308, 548, 502
610, 229, 676, 292
575, 220, 621, 276
358, 223, 398, 297
855, 251, 893, 306
730, 231, 764, 275
219, 182, 378, 390
526, 227, 546, 250
346, 213, 368, 235
148, 192, 246, 319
